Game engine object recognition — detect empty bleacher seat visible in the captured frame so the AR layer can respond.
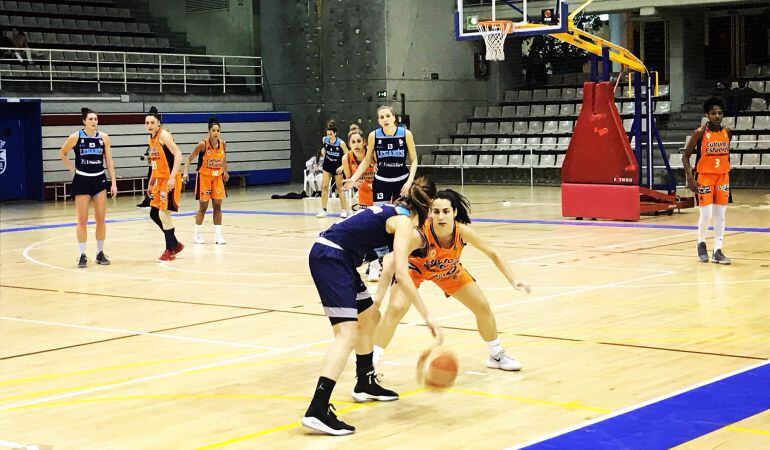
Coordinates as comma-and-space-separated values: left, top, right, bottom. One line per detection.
478, 154, 493, 166
657, 85, 670, 97
555, 154, 565, 167
738, 135, 756, 150
753, 116, 770, 130
518, 90, 533, 101
473, 106, 486, 118
481, 137, 496, 150
543, 121, 559, 133
456, 123, 470, 135
463, 155, 478, 166
742, 153, 761, 167
546, 88, 561, 100
530, 104, 545, 117
761, 153, 770, 165
502, 106, 516, 117
756, 134, 770, 150
467, 137, 481, 151
522, 154, 536, 167
421, 154, 434, 165
510, 154, 524, 166
504, 91, 517, 102
493, 154, 508, 166
487, 106, 501, 118
655, 101, 671, 114
562, 88, 576, 100
511, 137, 526, 150
434, 154, 449, 166
544, 104, 560, 116
527, 121, 543, 134
470, 122, 485, 135
750, 98, 768, 111
499, 122, 514, 134
532, 89, 547, 101
669, 154, 683, 168
538, 154, 556, 167
497, 137, 512, 150
516, 105, 530, 117
484, 122, 499, 134
525, 137, 541, 151
748, 81, 766, 94
560, 104, 575, 116
452, 138, 467, 152
541, 137, 558, 150
557, 137, 571, 150
513, 122, 528, 134
735, 116, 754, 130
448, 154, 462, 167
722, 116, 736, 129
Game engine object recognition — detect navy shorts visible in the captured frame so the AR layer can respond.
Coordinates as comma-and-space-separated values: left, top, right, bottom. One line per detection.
309, 242, 373, 325
373, 177, 407, 204
70, 173, 107, 198
322, 160, 342, 175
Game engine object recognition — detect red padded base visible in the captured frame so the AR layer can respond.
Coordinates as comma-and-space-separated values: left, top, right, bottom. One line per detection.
561, 183, 641, 221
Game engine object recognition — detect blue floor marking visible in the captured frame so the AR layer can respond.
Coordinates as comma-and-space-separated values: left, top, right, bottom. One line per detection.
518, 360, 770, 450
2, 209, 769, 234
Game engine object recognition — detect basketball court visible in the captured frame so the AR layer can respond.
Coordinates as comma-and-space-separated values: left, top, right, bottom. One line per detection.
1, 185, 769, 449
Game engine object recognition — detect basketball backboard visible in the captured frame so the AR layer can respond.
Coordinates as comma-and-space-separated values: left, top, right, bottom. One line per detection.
456, 0, 568, 41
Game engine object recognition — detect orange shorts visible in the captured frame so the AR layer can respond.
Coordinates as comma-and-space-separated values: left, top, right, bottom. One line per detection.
696, 172, 730, 206
196, 173, 226, 202
357, 185, 373, 207
150, 176, 182, 212
410, 265, 475, 296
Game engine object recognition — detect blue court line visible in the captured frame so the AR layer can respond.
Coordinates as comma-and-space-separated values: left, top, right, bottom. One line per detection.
516, 360, 770, 450
2, 209, 769, 234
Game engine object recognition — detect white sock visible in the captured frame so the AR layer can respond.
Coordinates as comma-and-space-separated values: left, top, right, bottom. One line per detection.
78, 242, 86, 255
96, 240, 104, 253
195, 224, 202, 235
214, 225, 222, 236
697, 204, 713, 244
373, 345, 385, 366
713, 205, 726, 250
486, 337, 503, 357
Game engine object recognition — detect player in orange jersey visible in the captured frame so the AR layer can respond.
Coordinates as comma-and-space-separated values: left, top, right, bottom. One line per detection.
684, 97, 732, 264
342, 127, 375, 209
145, 106, 185, 262
183, 117, 229, 245
372, 189, 531, 371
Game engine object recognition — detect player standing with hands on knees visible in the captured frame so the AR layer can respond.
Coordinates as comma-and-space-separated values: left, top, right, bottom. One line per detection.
683, 97, 732, 265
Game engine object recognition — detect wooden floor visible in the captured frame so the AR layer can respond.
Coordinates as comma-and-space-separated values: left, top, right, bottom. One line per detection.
1, 185, 769, 449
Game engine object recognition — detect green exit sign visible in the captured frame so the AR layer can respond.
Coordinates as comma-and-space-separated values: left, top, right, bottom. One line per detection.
377, 90, 387, 98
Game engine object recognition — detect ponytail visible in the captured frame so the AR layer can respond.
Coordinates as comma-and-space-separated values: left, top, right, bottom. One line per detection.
398, 176, 436, 224
80, 107, 96, 124
326, 119, 337, 134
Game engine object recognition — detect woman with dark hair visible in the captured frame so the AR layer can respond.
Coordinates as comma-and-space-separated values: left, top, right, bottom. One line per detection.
317, 119, 349, 218
301, 177, 442, 436
58, 108, 117, 268
373, 189, 531, 371
145, 106, 184, 261
183, 117, 229, 244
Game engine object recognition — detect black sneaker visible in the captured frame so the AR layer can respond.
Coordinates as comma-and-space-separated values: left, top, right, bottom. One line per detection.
301, 404, 355, 436
77, 254, 88, 268
96, 251, 111, 265
351, 372, 399, 403
697, 242, 708, 263
712, 249, 731, 265
136, 197, 151, 208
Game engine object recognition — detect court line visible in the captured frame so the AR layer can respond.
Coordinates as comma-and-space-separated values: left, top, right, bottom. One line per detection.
0, 337, 335, 411
0, 316, 280, 352
3, 209, 770, 234
509, 359, 770, 450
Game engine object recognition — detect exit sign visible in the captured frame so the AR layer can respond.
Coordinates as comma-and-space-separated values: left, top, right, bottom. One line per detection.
377, 90, 387, 98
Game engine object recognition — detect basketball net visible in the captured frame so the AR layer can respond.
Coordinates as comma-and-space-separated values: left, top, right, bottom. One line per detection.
477, 20, 514, 61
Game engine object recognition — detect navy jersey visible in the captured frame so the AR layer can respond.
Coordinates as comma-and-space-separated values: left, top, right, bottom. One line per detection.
373, 126, 409, 181
322, 136, 343, 172
73, 130, 105, 174
320, 204, 410, 264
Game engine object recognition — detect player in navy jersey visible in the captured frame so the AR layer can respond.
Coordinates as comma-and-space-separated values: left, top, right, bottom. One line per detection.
58, 108, 117, 268
344, 105, 419, 204
302, 177, 442, 436
317, 120, 350, 218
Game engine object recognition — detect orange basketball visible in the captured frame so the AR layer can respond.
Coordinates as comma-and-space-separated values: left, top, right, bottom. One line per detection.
416, 347, 458, 390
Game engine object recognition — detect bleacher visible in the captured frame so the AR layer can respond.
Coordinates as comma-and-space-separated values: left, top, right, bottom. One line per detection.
0, 0, 261, 94
424, 68, 770, 184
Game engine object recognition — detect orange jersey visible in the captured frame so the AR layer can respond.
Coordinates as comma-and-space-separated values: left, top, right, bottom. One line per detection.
198, 139, 226, 177
347, 150, 375, 206
148, 129, 176, 178
409, 220, 466, 282
696, 127, 730, 174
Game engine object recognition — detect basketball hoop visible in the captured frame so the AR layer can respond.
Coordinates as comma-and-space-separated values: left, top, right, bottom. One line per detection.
477, 20, 515, 61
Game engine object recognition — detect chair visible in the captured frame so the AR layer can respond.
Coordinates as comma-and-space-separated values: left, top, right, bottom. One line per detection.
420, 154, 435, 165
527, 121, 543, 134
484, 122, 499, 135
544, 104, 560, 117
504, 91, 517, 102
456, 123, 470, 135
543, 121, 559, 133
559, 104, 575, 116
487, 106, 501, 119
530, 104, 545, 117
735, 116, 754, 130
470, 122, 485, 135
478, 154, 494, 166
518, 90, 533, 101
473, 106, 486, 118
493, 154, 509, 166
499, 121, 514, 134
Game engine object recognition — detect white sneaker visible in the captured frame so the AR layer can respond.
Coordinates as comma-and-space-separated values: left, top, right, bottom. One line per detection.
316, 210, 327, 218
214, 234, 227, 244
367, 259, 381, 282
340, 211, 348, 218
193, 233, 205, 244
487, 351, 522, 371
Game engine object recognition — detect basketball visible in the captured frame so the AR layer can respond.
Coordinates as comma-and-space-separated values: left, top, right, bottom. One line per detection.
416, 347, 459, 390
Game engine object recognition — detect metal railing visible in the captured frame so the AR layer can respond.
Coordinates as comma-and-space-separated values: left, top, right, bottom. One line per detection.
0, 46, 262, 93
417, 138, 770, 188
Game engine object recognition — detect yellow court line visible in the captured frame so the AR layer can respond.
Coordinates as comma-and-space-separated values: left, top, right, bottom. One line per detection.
448, 388, 612, 413
725, 425, 770, 436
